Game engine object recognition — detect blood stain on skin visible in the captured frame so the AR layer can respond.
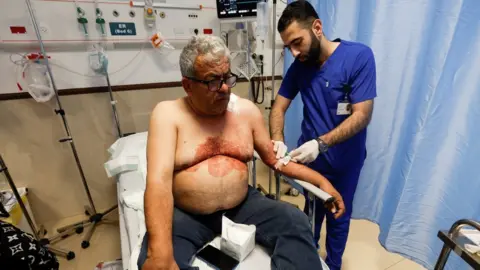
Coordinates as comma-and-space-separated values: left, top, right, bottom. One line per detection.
186, 137, 249, 177
207, 156, 246, 177
185, 162, 202, 173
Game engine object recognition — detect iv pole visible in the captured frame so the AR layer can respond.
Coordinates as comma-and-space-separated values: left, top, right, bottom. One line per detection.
267, 0, 278, 199
25, 0, 118, 250
105, 64, 123, 138
95, 0, 123, 139
0, 154, 76, 260
254, 0, 279, 200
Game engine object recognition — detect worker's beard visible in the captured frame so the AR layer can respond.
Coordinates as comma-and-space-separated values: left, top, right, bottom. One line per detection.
303, 31, 322, 66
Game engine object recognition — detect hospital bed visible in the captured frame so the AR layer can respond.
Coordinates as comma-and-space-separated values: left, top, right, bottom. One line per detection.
105, 132, 331, 270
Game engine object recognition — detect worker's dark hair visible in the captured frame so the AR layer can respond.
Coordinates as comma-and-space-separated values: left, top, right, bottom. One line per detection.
278, 0, 319, 33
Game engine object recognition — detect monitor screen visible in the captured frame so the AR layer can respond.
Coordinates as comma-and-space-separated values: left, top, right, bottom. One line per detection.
216, 0, 260, 19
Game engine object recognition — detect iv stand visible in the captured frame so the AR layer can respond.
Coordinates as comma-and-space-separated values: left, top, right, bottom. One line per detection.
25, 0, 118, 250
267, 0, 278, 199
0, 154, 75, 260
105, 68, 123, 138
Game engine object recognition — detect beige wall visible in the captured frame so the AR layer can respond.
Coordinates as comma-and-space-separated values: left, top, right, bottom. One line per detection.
0, 81, 281, 225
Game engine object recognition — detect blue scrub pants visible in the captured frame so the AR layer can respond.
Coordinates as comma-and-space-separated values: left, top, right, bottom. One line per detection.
303, 163, 363, 270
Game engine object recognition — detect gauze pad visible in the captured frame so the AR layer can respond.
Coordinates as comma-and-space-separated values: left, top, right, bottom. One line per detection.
227, 93, 240, 114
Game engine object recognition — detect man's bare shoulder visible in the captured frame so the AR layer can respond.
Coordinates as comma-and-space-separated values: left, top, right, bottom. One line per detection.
151, 98, 186, 120
235, 95, 262, 119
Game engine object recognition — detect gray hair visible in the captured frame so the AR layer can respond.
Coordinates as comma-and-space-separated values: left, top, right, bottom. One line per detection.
180, 35, 230, 78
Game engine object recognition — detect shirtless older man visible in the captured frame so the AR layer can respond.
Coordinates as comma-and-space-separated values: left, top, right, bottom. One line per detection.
138, 35, 345, 270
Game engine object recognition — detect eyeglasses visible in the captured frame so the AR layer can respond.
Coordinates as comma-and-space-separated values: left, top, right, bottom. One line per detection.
187, 73, 238, 91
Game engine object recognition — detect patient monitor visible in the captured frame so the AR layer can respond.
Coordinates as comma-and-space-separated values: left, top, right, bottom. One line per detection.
216, 0, 260, 19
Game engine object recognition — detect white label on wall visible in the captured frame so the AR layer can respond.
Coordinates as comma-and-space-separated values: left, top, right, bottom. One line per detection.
174, 28, 186, 37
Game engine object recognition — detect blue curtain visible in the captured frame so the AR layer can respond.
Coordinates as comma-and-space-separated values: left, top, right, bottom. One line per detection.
283, 0, 480, 269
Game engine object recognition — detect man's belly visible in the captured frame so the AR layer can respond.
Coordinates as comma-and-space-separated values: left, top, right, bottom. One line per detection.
173, 155, 249, 214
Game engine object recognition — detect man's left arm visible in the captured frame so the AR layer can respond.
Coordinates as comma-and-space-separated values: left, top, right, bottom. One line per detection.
322, 47, 377, 146
320, 100, 373, 146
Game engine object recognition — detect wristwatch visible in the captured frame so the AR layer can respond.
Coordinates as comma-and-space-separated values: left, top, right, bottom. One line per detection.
315, 138, 329, 154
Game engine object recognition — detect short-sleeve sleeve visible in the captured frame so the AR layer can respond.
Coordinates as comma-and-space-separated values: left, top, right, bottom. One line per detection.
278, 60, 300, 100
350, 47, 377, 104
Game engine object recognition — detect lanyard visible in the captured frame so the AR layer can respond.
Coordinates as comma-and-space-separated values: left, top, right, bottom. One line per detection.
341, 83, 352, 101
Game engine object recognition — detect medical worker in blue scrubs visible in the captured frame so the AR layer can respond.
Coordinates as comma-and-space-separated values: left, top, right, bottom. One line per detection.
270, 1, 377, 269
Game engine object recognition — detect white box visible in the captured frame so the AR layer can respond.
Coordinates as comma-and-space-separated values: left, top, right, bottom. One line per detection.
220, 215, 256, 262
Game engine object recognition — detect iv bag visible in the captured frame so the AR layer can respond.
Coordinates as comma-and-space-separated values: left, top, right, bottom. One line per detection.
89, 44, 108, 73
256, 1, 269, 41
20, 62, 55, 103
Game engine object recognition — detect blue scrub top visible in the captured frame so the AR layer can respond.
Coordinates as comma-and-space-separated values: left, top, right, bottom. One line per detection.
279, 39, 377, 173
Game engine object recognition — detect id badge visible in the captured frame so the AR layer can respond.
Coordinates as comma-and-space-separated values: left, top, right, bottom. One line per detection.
337, 101, 351, 115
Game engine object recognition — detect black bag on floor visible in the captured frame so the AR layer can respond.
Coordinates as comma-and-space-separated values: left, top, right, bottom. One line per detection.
0, 220, 59, 270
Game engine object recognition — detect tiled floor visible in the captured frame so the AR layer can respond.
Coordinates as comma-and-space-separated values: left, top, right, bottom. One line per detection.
45, 165, 426, 270
44, 213, 122, 270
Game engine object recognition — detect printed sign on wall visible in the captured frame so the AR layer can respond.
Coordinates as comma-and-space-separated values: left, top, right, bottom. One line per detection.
109, 22, 136, 36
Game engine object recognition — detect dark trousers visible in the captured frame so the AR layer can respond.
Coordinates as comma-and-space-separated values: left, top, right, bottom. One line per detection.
138, 186, 323, 270
303, 165, 362, 270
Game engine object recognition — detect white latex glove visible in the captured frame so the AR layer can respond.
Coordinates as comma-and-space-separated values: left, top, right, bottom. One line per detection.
289, 139, 320, 164
274, 155, 292, 169
272, 140, 288, 159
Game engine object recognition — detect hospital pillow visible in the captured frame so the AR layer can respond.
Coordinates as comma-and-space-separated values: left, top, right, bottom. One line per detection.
107, 132, 148, 159
104, 132, 148, 178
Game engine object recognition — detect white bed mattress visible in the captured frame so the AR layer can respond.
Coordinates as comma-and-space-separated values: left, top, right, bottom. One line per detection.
118, 184, 131, 270
117, 170, 145, 270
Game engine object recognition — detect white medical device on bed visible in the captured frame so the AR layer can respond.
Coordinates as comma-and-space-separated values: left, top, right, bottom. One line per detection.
105, 132, 332, 270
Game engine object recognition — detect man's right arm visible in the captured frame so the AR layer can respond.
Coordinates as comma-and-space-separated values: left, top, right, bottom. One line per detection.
269, 60, 299, 143
144, 102, 177, 263
269, 95, 292, 141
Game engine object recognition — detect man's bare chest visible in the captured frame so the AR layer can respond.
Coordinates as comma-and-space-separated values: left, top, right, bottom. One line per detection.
174, 118, 254, 171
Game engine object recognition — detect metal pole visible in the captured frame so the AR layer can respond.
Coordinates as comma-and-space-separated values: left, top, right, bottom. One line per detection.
105, 73, 122, 138
0, 154, 39, 240
268, 0, 278, 197
271, 0, 277, 97
268, 166, 273, 195
252, 158, 257, 188
312, 195, 316, 236
25, 0, 97, 214
48, 246, 72, 258
433, 244, 451, 270
275, 172, 281, 201
434, 219, 480, 269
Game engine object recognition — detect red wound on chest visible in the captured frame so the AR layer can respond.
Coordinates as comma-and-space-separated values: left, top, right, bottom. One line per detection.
186, 137, 248, 177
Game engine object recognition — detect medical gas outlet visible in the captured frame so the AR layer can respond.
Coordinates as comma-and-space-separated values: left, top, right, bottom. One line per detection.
76, 7, 89, 36
96, 8, 106, 36
144, 0, 156, 28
